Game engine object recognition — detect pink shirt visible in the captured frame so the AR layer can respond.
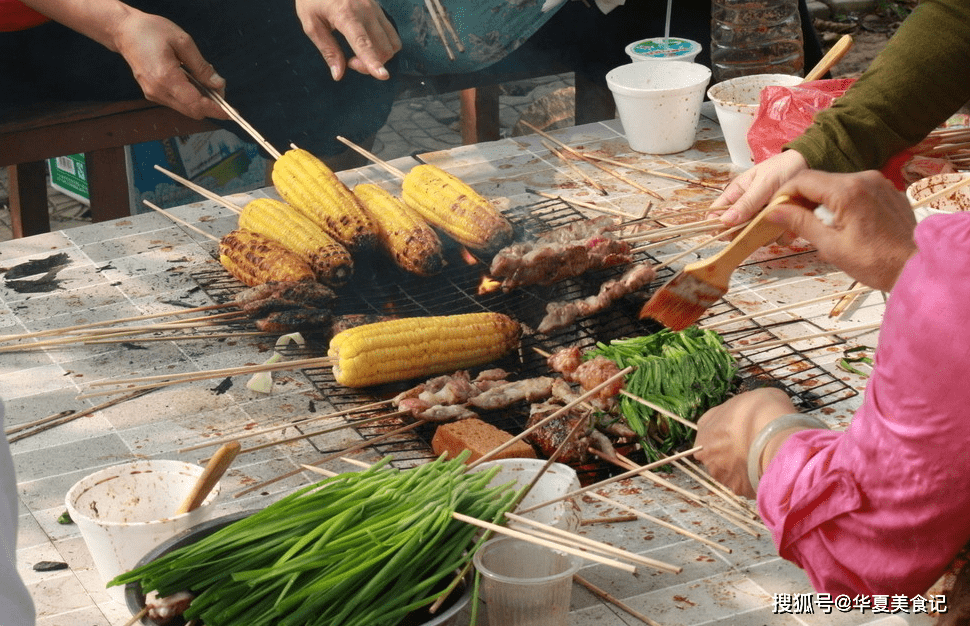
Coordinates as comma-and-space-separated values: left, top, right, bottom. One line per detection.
758, 212, 970, 597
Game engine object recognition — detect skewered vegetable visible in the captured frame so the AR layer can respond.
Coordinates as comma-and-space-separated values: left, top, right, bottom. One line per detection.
328, 312, 521, 388
352, 183, 444, 276
589, 327, 738, 460
272, 147, 378, 254
218, 229, 316, 286
239, 198, 353, 287
401, 164, 514, 254
111, 453, 521, 626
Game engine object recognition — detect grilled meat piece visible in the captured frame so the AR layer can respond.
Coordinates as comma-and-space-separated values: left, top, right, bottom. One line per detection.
538, 263, 656, 333
525, 400, 591, 464
255, 308, 332, 333
468, 376, 556, 410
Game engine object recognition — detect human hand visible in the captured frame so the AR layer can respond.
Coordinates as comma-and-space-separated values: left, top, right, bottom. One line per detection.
767, 170, 918, 292
295, 0, 401, 81
695, 387, 798, 499
711, 150, 809, 227
113, 10, 228, 120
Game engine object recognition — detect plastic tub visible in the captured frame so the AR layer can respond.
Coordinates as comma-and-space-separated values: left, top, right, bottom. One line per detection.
473, 458, 581, 532
65, 460, 221, 603
473, 537, 581, 626
707, 73, 803, 167
606, 61, 712, 154
625, 37, 702, 63
906, 172, 970, 221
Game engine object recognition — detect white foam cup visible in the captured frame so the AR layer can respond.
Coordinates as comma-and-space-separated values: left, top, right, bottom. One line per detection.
706, 73, 803, 167
606, 61, 712, 154
65, 459, 221, 603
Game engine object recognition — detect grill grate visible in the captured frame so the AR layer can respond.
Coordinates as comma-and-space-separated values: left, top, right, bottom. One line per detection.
193, 198, 857, 473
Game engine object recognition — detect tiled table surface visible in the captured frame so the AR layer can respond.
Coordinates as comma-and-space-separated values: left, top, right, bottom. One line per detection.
2, 104, 924, 626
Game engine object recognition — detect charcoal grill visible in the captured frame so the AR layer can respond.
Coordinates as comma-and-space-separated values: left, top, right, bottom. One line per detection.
192, 198, 857, 475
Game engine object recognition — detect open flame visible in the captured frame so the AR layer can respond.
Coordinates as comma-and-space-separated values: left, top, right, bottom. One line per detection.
478, 276, 501, 295
459, 247, 478, 266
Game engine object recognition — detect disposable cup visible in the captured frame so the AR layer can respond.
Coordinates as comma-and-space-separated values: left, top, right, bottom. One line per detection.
906, 172, 970, 221
606, 61, 712, 154
65, 460, 221, 603
473, 459, 581, 532
707, 73, 803, 167
473, 537, 581, 626
625, 37, 702, 63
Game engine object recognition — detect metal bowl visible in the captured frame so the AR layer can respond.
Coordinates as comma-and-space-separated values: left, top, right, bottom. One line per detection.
124, 509, 472, 626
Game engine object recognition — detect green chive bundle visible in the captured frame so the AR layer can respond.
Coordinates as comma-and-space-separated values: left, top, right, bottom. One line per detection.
111, 453, 520, 626
589, 327, 738, 460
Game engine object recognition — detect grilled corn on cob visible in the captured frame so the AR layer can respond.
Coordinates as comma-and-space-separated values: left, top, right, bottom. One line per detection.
272, 148, 378, 254
353, 183, 443, 276
239, 198, 353, 287
328, 312, 521, 387
218, 229, 315, 286
401, 164, 514, 254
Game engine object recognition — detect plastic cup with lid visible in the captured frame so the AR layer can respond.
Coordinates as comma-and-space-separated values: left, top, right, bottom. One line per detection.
625, 37, 702, 63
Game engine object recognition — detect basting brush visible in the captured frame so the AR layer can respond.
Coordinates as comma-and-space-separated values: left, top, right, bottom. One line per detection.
639, 194, 813, 329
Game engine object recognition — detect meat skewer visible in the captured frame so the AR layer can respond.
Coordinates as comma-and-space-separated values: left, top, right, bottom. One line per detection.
538, 263, 657, 333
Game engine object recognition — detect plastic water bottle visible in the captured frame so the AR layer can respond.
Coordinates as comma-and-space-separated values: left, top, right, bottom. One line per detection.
710, 0, 804, 83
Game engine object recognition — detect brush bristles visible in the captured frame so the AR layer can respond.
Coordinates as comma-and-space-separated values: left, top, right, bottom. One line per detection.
639, 271, 725, 330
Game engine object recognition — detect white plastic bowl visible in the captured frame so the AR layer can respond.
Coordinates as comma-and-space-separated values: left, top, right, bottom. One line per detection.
906, 172, 970, 221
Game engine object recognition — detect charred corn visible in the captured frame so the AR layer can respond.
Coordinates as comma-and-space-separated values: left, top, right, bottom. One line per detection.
239, 198, 353, 287
218, 229, 315, 286
272, 148, 378, 254
353, 183, 443, 276
328, 312, 521, 388
401, 164, 514, 254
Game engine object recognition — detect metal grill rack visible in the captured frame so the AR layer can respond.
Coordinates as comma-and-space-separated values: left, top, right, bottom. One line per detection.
192, 198, 858, 473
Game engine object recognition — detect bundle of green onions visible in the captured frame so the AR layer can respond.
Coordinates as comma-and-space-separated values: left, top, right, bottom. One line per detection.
589, 327, 738, 460
111, 454, 520, 626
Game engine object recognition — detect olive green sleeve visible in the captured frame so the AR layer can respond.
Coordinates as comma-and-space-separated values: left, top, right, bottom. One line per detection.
785, 0, 970, 172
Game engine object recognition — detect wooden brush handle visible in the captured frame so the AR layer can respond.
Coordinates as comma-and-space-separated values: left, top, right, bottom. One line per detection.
175, 441, 240, 515
684, 194, 806, 284
803, 34, 853, 82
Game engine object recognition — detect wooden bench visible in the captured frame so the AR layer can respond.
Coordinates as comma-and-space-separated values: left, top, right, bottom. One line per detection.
1, 63, 613, 239
0, 100, 219, 238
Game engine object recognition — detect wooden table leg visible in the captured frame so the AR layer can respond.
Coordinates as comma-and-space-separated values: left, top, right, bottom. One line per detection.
8, 162, 51, 238
460, 85, 501, 145
85, 147, 131, 222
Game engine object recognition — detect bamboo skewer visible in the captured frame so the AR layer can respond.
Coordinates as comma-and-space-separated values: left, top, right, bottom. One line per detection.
523, 120, 665, 201
619, 217, 722, 241
142, 200, 220, 242
543, 141, 609, 196
574, 575, 665, 626
910, 174, 970, 209
828, 280, 862, 317
701, 285, 872, 329
618, 390, 698, 431
581, 514, 638, 525
504, 512, 681, 574
0, 303, 231, 345
451, 512, 638, 574
335, 135, 407, 179
516, 445, 701, 514
6, 390, 153, 443
184, 70, 282, 159
77, 355, 336, 400
179, 399, 394, 452
630, 227, 726, 255
653, 222, 746, 272
233, 420, 425, 497
675, 456, 758, 518
572, 152, 726, 191
430, 0, 464, 52
424, 0, 455, 61
585, 491, 730, 554
529, 190, 642, 220
728, 322, 882, 353
154, 165, 244, 213
122, 607, 150, 626
205, 410, 409, 462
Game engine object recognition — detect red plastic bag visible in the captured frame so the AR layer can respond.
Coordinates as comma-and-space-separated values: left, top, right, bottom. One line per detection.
747, 78, 856, 164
